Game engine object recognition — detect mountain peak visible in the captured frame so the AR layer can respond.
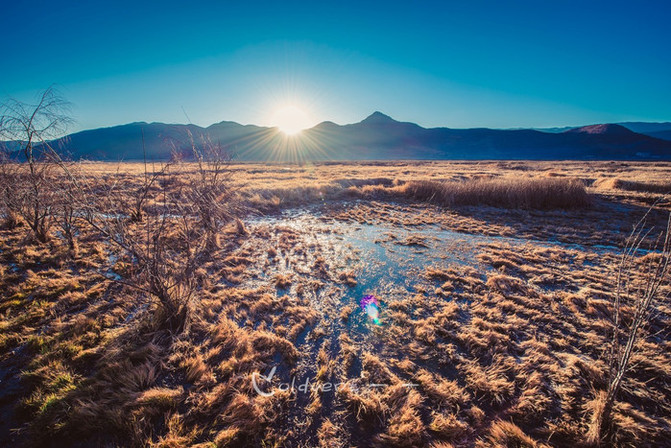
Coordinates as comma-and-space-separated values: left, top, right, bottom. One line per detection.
313, 120, 339, 129
208, 120, 244, 129
361, 111, 396, 124
566, 123, 635, 135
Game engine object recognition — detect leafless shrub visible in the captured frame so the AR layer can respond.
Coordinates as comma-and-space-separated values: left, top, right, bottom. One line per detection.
61, 139, 239, 333
55, 191, 79, 256
0, 86, 72, 242
587, 210, 671, 445
0, 153, 22, 229
73, 165, 197, 332
185, 135, 238, 249
129, 130, 172, 222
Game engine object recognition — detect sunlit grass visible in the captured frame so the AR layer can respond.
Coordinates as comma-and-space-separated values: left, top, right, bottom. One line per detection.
1, 160, 670, 446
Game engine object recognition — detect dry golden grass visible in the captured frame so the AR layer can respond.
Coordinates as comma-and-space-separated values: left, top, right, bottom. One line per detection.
65, 159, 671, 212
1, 160, 670, 447
595, 177, 671, 194
392, 177, 590, 209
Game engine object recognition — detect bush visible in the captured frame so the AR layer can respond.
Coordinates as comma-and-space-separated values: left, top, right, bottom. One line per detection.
399, 177, 590, 209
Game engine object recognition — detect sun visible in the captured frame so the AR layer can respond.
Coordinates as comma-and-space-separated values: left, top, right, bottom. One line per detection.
271, 105, 312, 135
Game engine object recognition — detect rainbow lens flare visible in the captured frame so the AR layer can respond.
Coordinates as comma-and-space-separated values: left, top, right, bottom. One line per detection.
360, 295, 381, 325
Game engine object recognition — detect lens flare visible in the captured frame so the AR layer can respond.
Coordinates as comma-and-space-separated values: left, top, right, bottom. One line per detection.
360, 295, 381, 325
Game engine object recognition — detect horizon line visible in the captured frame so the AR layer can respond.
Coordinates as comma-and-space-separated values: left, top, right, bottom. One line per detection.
56, 111, 671, 136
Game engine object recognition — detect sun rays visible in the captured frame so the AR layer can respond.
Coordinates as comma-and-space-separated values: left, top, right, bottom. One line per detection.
271, 104, 312, 135
217, 119, 347, 163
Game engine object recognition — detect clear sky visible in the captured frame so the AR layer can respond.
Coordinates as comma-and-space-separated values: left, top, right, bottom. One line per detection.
2, 0, 670, 132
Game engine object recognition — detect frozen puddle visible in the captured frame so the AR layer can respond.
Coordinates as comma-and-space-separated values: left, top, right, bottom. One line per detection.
239, 208, 616, 326
241, 207, 622, 311
241, 208, 528, 330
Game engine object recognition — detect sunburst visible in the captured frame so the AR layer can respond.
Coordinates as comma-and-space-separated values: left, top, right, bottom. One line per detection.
271, 104, 312, 135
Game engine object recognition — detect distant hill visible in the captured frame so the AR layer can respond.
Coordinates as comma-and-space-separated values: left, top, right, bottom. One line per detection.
647, 130, 671, 141
617, 121, 671, 137
4, 112, 671, 161
28, 121, 274, 161
301, 114, 671, 160
567, 124, 633, 135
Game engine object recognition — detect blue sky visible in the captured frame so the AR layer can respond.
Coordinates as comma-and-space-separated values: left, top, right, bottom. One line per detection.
2, 0, 670, 132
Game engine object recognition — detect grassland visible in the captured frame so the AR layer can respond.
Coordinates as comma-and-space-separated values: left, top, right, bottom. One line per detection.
1, 160, 670, 447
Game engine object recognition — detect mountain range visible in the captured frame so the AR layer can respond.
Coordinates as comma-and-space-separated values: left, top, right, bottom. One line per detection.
6, 112, 671, 161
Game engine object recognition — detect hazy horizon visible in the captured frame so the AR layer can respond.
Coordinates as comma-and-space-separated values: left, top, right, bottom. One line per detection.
26, 110, 671, 136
